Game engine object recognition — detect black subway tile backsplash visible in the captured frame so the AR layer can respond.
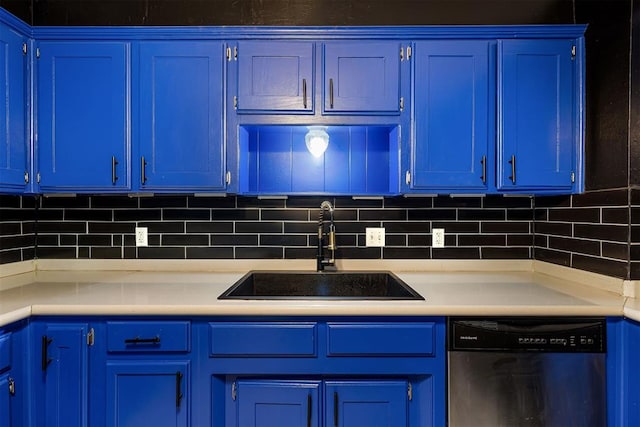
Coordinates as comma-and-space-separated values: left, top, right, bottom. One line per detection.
2, 191, 637, 280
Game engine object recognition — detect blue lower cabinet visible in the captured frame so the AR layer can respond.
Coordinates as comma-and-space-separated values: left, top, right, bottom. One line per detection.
325, 380, 408, 427
0, 372, 13, 427
105, 361, 189, 427
40, 323, 89, 427
623, 319, 640, 425
233, 379, 409, 427
235, 380, 321, 427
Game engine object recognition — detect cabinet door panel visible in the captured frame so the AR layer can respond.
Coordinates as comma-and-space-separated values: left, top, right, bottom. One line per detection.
0, 25, 27, 192
325, 380, 408, 427
412, 41, 490, 191
43, 324, 88, 427
498, 39, 575, 191
138, 41, 225, 191
37, 41, 129, 191
236, 41, 313, 113
324, 42, 401, 114
106, 361, 188, 427
0, 373, 11, 427
236, 380, 320, 427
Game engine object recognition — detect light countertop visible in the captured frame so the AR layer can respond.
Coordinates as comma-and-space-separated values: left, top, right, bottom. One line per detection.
0, 259, 631, 327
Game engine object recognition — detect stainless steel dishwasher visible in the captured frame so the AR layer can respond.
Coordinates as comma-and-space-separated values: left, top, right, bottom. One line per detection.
448, 317, 606, 427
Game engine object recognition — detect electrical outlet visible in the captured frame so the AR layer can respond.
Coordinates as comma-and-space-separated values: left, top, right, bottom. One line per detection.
365, 227, 385, 247
432, 228, 445, 248
135, 227, 148, 247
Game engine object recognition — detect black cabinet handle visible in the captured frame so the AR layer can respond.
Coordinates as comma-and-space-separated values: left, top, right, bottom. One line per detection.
333, 391, 338, 427
111, 156, 119, 185
480, 155, 487, 184
41, 335, 52, 371
508, 155, 516, 184
175, 371, 183, 408
302, 78, 307, 109
141, 156, 148, 185
307, 393, 312, 427
124, 336, 160, 345
329, 78, 334, 109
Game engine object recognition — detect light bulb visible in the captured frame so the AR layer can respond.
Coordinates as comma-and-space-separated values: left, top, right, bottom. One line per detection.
305, 126, 329, 157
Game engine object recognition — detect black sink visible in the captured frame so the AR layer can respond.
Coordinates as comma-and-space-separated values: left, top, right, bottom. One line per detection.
218, 271, 424, 300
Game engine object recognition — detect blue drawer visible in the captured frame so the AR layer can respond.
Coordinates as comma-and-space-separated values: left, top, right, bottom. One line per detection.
106, 321, 190, 353
327, 322, 435, 356
209, 322, 317, 357
0, 333, 11, 372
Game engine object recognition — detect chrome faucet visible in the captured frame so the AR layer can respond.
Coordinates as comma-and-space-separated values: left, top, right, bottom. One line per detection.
317, 200, 337, 272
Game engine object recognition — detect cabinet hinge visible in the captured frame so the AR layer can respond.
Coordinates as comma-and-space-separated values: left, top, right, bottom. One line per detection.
400, 46, 404, 61
234, 46, 238, 60
233, 96, 238, 110
22, 43, 27, 55
225, 171, 232, 185
35, 47, 40, 59
8, 378, 15, 396
36, 172, 41, 183
226, 46, 231, 61
399, 97, 404, 112
405, 170, 411, 185
571, 171, 575, 183
232, 381, 237, 401
87, 328, 95, 346
407, 382, 412, 401
24, 171, 29, 184
407, 45, 412, 60
571, 45, 576, 60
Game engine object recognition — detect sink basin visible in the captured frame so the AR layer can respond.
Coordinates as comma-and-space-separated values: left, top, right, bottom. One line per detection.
218, 271, 424, 300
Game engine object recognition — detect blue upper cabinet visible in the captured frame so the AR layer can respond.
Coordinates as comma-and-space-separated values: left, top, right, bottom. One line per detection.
235, 41, 314, 114
0, 24, 28, 194
409, 41, 492, 192
36, 41, 129, 192
498, 39, 577, 192
323, 41, 402, 114
137, 41, 226, 192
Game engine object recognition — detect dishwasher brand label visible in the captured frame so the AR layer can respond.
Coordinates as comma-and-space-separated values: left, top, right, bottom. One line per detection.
459, 335, 478, 341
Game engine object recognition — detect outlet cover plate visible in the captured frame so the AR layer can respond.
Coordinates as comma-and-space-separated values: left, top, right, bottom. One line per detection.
365, 227, 385, 247
432, 228, 445, 248
135, 227, 148, 247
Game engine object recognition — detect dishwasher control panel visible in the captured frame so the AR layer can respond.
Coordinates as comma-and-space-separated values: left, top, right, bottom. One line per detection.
449, 317, 606, 353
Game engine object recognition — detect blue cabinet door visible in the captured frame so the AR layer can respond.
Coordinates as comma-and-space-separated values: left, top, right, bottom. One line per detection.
236, 380, 320, 427
411, 41, 491, 191
498, 39, 576, 192
0, 25, 27, 193
325, 380, 408, 427
137, 41, 226, 191
37, 41, 129, 192
323, 42, 401, 114
235, 41, 314, 113
41, 324, 88, 427
105, 361, 188, 427
0, 373, 13, 427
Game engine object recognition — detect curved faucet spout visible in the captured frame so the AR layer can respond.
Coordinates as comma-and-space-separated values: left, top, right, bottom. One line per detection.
317, 200, 337, 272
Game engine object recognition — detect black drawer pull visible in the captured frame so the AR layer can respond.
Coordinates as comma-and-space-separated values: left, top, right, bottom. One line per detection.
334, 391, 339, 426
41, 335, 52, 371
124, 336, 161, 345
175, 371, 183, 408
